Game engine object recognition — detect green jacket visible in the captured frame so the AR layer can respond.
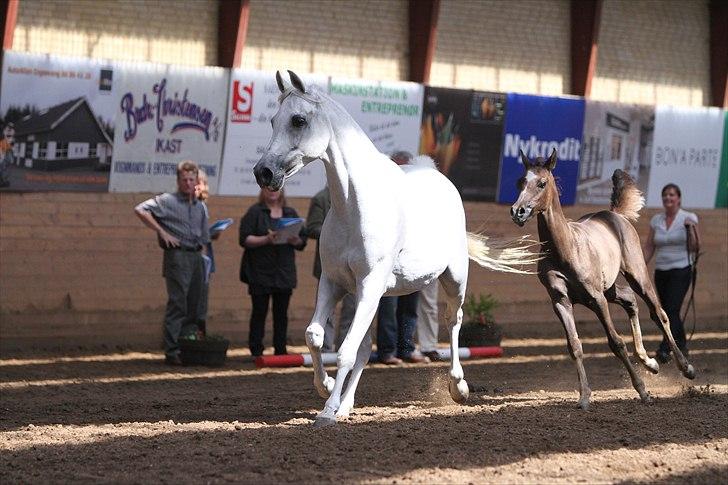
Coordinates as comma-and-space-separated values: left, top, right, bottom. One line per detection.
306, 187, 330, 279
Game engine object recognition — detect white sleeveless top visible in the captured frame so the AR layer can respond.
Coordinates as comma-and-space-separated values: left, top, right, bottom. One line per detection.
650, 209, 698, 271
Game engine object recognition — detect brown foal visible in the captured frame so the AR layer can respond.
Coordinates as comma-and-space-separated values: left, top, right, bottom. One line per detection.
510, 149, 695, 410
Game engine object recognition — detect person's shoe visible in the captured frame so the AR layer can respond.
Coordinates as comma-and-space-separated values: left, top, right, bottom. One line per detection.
655, 350, 671, 364
379, 355, 403, 365
165, 354, 183, 366
403, 353, 431, 364
422, 350, 442, 362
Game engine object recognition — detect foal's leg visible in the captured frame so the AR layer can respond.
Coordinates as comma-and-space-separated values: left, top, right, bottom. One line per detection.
550, 294, 592, 409
314, 272, 386, 427
622, 269, 695, 379
588, 292, 651, 403
305, 275, 345, 398
606, 284, 659, 374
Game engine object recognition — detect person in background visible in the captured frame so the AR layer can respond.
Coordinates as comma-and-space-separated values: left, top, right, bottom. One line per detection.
376, 150, 430, 365
194, 169, 224, 337
417, 281, 441, 361
134, 160, 209, 365
306, 185, 356, 352
239, 187, 306, 356
642, 183, 700, 364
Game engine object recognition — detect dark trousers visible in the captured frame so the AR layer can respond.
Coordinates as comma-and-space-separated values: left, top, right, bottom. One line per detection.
655, 266, 692, 354
377, 292, 420, 359
249, 291, 291, 356
163, 250, 204, 358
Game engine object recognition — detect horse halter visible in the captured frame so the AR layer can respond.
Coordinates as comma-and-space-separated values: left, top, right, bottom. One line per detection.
277, 87, 322, 105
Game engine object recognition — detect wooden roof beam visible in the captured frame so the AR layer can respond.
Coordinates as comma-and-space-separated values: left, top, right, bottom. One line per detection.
709, 0, 727, 108
408, 0, 440, 84
570, 0, 602, 97
217, 0, 250, 68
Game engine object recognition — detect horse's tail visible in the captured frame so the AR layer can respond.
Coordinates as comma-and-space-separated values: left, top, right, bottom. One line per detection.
466, 232, 541, 274
610, 169, 644, 222
408, 155, 437, 169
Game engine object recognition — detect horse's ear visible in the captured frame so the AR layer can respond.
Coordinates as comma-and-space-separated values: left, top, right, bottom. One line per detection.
519, 149, 531, 169
275, 71, 287, 93
546, 148, 557, 171
288, 70, 306, 94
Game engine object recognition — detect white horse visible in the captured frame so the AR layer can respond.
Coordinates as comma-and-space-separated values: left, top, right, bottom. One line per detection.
253, 71, 535, 427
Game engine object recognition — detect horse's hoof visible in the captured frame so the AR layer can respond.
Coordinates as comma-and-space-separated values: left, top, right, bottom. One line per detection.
577, 399, 590, 411
643, 357, 659, 374
313, 416, 337, 428
449, 379, 469, 404
335, 405, 352, 418
315, 376, 335, 398
683, 364, 696, 380
640, 392, 653, 404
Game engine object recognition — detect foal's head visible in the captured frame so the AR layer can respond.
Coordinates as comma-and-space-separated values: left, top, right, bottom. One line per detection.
253, 70, 330, 191
510, 149, 559, 226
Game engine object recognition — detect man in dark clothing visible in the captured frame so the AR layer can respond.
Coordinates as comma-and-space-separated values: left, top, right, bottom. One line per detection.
135, 161, 210, 365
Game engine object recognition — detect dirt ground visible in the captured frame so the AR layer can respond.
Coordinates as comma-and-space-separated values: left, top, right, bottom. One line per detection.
1, 317, 726, 484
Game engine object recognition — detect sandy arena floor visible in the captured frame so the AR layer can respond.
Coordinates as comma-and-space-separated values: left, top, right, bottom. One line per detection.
1, 319, 726, 483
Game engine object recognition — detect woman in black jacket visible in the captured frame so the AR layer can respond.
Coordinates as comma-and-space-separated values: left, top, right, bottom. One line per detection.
239, 188, 306, 356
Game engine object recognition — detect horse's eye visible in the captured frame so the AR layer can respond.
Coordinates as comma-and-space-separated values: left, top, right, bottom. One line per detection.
291, 115, 307, 128
537, 179, 547, 189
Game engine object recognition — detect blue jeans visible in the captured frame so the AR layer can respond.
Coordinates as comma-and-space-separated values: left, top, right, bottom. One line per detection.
377, 292, 420, 359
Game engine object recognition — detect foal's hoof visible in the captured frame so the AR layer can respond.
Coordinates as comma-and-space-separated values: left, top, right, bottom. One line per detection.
642, 357, 660, 374
313, 416, 337, 428
576, 399, 590, 411
640, 393, 653, 404
449, 379, 469, 404
683, 364, 696, 380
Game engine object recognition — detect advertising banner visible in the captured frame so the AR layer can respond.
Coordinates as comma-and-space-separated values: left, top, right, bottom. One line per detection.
218, 70, 329, 197
497, 93, 585, 205
715, 111, 728, 208
108, 62, 227, 193
329, 77, 424, 158
0, 50, 117, 192
645, 106, 724, 208
420, 87, 505, 201
577, 101, 654, 205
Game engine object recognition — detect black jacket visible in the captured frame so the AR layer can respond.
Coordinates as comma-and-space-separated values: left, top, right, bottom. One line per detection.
239, 203, 306, 290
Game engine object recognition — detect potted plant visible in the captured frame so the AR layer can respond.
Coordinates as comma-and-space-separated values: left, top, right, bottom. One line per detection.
459, 293, 503, 347
178, 333, 230, 367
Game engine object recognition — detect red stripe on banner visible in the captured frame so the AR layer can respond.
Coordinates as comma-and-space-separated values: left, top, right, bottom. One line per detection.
255, 354, 305, 368
467, 346, 503, 358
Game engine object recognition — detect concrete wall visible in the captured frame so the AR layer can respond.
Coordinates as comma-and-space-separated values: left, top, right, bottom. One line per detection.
9, 0, 713, 106
1, 191, 725, 353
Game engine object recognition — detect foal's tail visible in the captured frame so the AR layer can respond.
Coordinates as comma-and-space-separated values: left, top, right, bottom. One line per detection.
610, 169, 645, 223
466, 232, 541, 274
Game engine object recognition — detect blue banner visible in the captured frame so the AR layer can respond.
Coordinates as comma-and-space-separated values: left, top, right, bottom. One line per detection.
497, 93, 585, 205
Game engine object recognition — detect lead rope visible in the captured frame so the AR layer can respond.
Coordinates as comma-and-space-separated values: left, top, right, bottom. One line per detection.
682, 224, 700, 342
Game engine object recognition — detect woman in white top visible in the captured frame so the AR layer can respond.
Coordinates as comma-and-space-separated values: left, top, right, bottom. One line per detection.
642, 183, 700, 363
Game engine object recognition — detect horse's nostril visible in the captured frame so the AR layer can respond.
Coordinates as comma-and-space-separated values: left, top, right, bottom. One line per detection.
517, 207, 525, 217
259, 167, 273, 186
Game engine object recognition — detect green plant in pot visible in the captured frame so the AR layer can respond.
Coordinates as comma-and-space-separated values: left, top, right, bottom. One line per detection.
178, 333, 230, 367
459, 293, 503, 347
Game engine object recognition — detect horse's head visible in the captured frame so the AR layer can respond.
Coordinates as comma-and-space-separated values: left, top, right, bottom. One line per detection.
253, 70, 330, 191
510, 149, 558, 226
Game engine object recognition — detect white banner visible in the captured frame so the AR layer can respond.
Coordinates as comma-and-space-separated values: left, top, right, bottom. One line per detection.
646, 106, 724, 208
218, 70, 329, 197
108, 62, 228, 193
329, 77, 424, 158
0, 51, 118, 191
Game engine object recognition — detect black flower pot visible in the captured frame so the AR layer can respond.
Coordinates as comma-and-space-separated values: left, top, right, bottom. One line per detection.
179, 337, 230, 367
459, 321, 503, 348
